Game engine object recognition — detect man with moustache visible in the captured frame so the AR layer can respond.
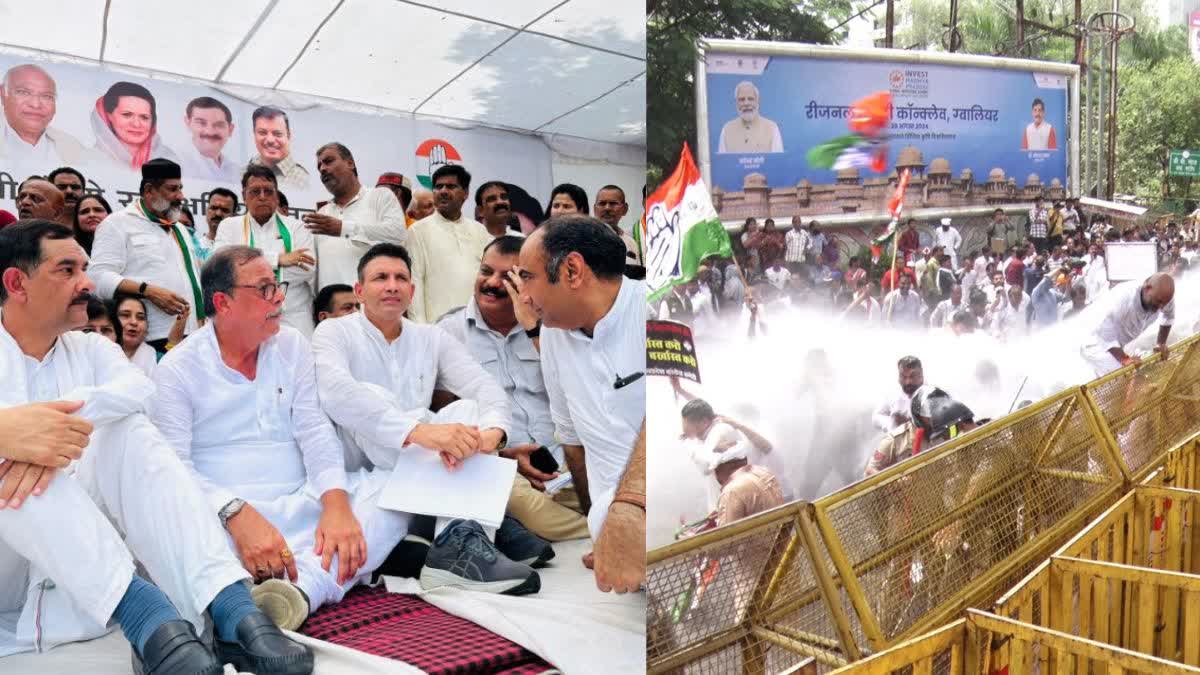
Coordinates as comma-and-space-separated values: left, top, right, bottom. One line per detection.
0, 221, 313, 674
304, 143, 406, 290
438, 235, 590, 541
407, 165, 493, 323
594, 185, 642, 266
872, 356, 924, 434
475, 181, 520, 238
89, 158, 204, 352
0, 64, 91, 165
215, 165, 317, 336
181, 97, 239, 183
15, 177, 67, 225
246, 107, 309, 190
48, 167, 85, 215
197, 187, 239, 261
882, 272, 922, 328
311, 243, 543, 593
717, 81, 783, 154
311, 283, 358, 326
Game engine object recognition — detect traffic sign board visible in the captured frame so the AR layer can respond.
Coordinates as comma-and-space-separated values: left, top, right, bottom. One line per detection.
1169, 149, 1200, 177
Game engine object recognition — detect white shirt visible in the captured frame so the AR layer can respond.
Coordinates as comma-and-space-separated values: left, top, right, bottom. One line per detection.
315, 186, 408, 290
311, 311, 509, 473
873, 391, 913, 432
214, 213, 317, 337
2, 122, 56, 165
929, 297, 965, 329
150, 323, 347, 512
765, 266, 791, 291
438, 299, 554, 459
1024, 121, 1055, 150
1085, 280, 1174, 352
129, 342, 157, 377
407, 210, 494, 323
540, 278, 646, 540
882, 290, 923, 327
179, 142, 239, 183
934, 227, 962, 264
990, 293, 1032, 339
89, 201, 204, 341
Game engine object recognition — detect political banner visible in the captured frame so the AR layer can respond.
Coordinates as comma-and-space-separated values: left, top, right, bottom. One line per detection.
0, 53, 552, 221
702, 51, 1070, 219
646, 320, 701, 383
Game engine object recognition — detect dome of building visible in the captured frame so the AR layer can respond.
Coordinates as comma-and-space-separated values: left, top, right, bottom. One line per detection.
797, 179, 811, 189
1049, 178, 1062, 188
836, 167, 860, 180
929, 158, 951, 174
988, 168, 1006, 182
896, 146, 924, 167
960, 168, 974, 180
1026, 173, 1041, 186
744, 173, 767, 189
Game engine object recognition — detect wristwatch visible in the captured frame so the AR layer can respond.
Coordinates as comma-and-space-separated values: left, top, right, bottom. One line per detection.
137, 281, 149, 297
524, 321, 541, 339
218, 498, 246, 527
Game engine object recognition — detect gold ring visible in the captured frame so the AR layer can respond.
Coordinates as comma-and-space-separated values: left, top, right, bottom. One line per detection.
280, 549, 292, 559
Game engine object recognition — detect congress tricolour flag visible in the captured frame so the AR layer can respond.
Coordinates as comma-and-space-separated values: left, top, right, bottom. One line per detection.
643, 143, 732, 303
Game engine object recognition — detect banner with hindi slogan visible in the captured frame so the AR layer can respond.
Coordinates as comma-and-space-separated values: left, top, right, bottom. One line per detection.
701, 49, 1070, 219
646, 320, 701, 383
0, 52, 552, 221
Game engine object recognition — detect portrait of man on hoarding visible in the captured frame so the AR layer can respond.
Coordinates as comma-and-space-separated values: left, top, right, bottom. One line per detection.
247, 105, 310, 190
1021, 97, 1057, 151
0, 64, 91, 165
180, 96, 239, 183
717, 80, 783, 154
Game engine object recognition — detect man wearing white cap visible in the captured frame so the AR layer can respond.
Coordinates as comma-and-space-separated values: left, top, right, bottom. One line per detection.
934, 217, 962, 269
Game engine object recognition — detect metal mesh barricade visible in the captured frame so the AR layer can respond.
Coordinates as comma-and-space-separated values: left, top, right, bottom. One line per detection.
813, 388, 1121, 648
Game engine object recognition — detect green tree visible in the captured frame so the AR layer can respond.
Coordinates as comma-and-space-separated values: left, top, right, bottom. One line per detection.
1115, 57, 1200, 202
646, 0, 852, 186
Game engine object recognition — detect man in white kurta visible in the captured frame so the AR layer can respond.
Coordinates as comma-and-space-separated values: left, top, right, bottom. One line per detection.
311, 242, 542, 594
303, 143, 407, 291
406, 165, 494, 322
151, 246, 410, 630
437, 235, 591, 542
0, 221, 311, 673
933, 218, 962, 269
882, 275, 923, 328
215, 165, 317, 337
718, 82, 784, 154
517, 216, 646, 593
88, 159, 204, 349
1080, 275, 1175, 377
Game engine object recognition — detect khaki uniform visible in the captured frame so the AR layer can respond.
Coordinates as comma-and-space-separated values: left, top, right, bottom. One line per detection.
866, 423, 917, 477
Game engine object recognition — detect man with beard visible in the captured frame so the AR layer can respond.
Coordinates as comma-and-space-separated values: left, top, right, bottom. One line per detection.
1080, 274, 1175, 377
717, 81, 783, 154
181, 97, 239, 183
475, 181, 520, 238
304, 143, 406, 290
48, 167, 85, 216
15, 177, 66, 225
215, 165, 317, 336
89, 159, 204, 352
882, 273, 922, 328
873, 356, 924, 433
407, 165, 493, 323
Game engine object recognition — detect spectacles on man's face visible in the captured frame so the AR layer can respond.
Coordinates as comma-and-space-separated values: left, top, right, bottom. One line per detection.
232, 281, 289, 302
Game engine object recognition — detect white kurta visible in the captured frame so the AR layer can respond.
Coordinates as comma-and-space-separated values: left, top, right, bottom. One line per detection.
540, 279, 646, 541
0, 317, 246, 658
933, 227, 962, 267
1081, 281, 1175, 376
150, 323, 408, 610
129, 342, 157, 377
990, 293, 1032, 339
89, 201, 204, 341
315, 186, 408, 291
406, 211, 493, 323
882, 290, 923, 328
873, 391, 913, 433
311, 311, 510, 473
214, 213, 317, 337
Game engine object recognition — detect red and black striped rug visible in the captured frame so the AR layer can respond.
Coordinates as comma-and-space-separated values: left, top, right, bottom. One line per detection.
300, 585, 555, 674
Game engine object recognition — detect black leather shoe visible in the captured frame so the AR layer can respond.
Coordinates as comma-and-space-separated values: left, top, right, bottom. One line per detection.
214, 611, 314, 675
131, 619, 223, 675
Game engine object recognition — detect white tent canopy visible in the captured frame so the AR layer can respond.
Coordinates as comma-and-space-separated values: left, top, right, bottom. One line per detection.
0, 0, 645, 146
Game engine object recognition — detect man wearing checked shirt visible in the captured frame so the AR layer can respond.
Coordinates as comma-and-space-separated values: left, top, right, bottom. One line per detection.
88, 158, 204, 353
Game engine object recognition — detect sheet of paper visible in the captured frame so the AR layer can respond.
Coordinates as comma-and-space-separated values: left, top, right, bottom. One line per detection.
378, 452, 517, 529
543, 472, 573, 496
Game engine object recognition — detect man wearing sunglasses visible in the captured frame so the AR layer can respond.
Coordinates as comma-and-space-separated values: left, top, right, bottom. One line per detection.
150, 246, 410, 633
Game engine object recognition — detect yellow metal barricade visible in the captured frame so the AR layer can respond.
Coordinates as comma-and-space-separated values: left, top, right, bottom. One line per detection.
1145, 435, 1200, 491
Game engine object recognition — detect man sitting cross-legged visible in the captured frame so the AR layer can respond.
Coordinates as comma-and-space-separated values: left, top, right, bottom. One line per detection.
0, 221, 311, 675
311, 243, 541, 594
150, 245, 410, 631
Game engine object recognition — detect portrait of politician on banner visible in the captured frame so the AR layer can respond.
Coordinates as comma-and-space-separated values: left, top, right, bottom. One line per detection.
717, 80, 784, 154
1021, 97, 1057, 151
0, 63, 93, 166
91, 81, 178, 170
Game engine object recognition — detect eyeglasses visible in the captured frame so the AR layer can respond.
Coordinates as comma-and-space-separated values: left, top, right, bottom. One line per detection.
246, 187, 277, 198
232, 281, 289, 301
11, 88, 56, 104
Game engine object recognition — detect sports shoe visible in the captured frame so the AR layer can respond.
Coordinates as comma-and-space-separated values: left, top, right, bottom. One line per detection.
420, 519, 540, 595
495, 515, 555, 568
251, 579, 310, 632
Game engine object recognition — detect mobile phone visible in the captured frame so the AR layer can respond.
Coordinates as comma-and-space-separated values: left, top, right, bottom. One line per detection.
529, 446, 558, 475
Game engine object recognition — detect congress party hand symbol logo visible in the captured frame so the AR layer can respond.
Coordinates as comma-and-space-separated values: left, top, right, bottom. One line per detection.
646, 202, 682, 293
415, 139, 463, 189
